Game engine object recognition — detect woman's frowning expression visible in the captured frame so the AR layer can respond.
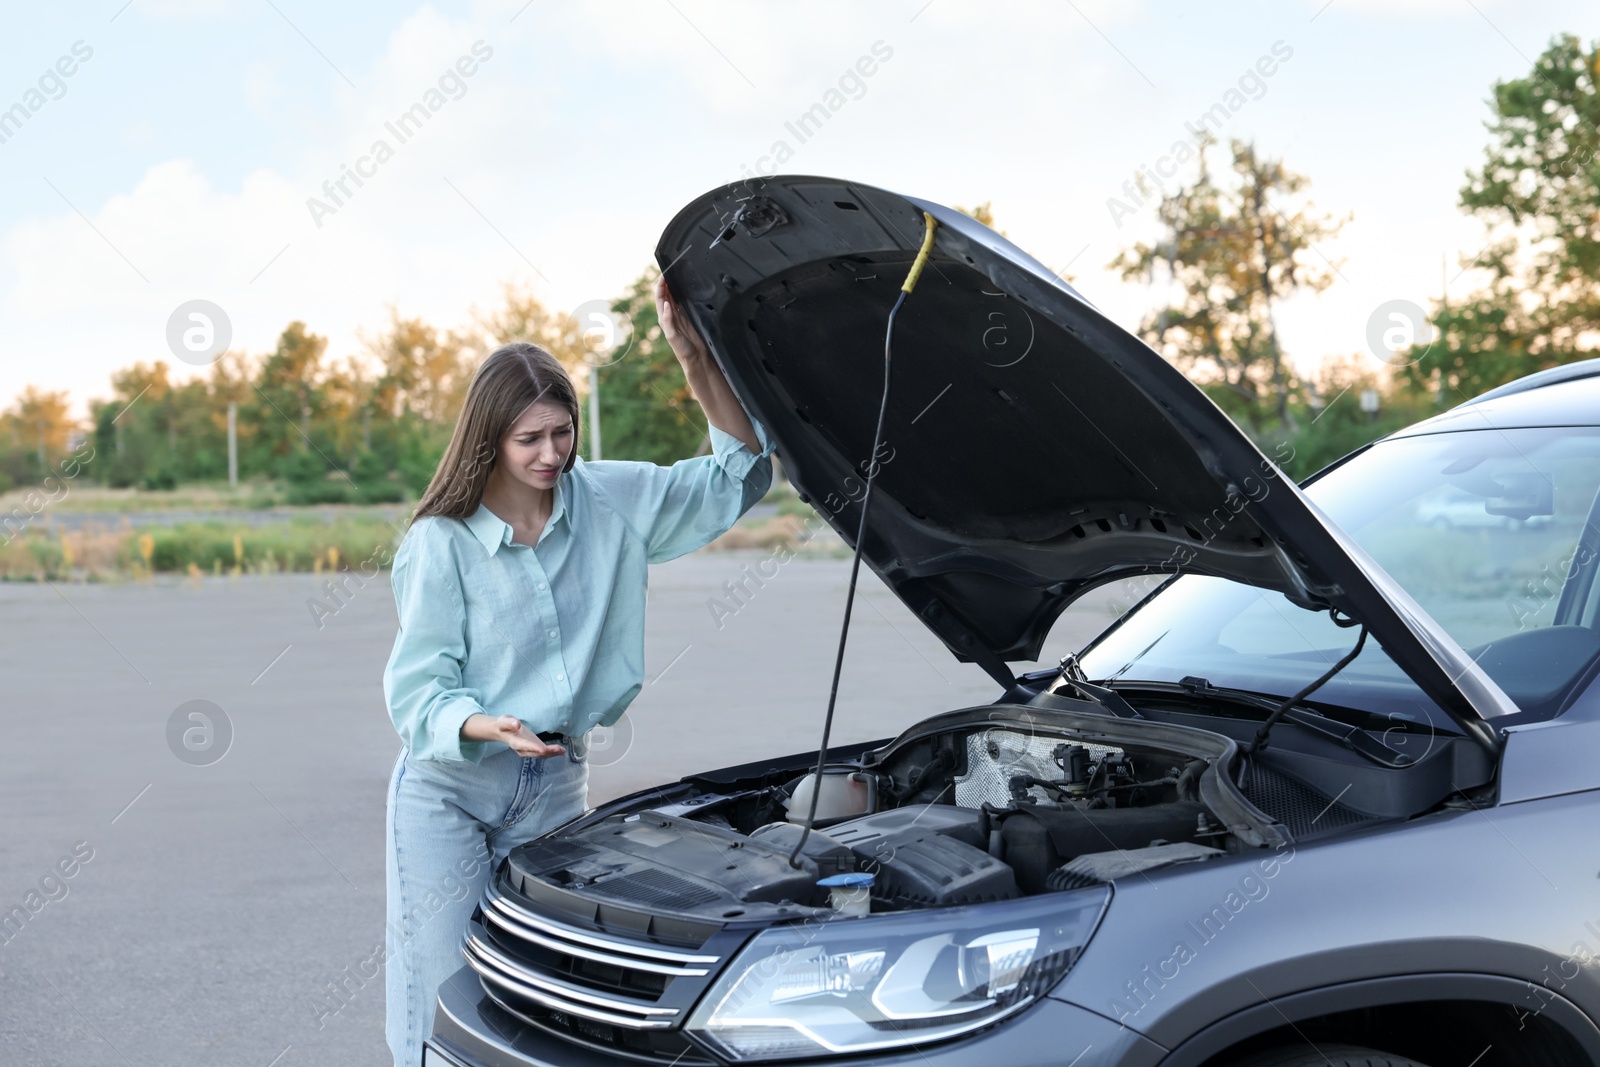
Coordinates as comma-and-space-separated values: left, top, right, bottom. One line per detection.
496, 400, 575, 491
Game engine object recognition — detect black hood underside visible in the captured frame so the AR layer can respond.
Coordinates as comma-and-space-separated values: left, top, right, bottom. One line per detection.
655, 175, 1512, 741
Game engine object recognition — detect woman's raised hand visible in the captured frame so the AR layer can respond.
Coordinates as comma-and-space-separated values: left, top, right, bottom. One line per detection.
651, 274, 763, 454
459, 713, 566, 757
654, 275, 709, 370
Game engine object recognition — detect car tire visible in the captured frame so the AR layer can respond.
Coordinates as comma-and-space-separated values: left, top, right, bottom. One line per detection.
1225, 1044, 1435, 1067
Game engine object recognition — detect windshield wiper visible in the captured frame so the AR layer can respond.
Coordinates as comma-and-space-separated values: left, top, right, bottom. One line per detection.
1189, 677, 1415, 765
1113, 671, 1418, 768
1042, 654, 1144, 718
1243, 618, 1369, 757
1104, 629, 1169, 684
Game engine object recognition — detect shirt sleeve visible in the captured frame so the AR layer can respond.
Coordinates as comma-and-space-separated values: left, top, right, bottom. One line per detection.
593, 416, 776, 564
382, 522, 489, 763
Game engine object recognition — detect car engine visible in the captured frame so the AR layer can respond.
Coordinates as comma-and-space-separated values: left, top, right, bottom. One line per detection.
500, 704, 1273, 923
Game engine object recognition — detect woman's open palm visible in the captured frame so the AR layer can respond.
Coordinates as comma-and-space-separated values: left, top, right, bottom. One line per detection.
472, 714, 565, 757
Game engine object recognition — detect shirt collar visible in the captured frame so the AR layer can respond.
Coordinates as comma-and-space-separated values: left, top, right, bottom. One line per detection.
464, 503, 510, 555
464, 478, 569, 556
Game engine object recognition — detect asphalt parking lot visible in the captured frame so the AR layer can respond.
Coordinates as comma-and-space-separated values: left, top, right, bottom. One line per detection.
0, 551, 1123, 1066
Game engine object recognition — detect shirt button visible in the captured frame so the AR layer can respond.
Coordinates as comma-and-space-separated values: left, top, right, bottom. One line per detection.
556, 674, 565, 682
548, 629, 558, 638
537, 583, 546, 591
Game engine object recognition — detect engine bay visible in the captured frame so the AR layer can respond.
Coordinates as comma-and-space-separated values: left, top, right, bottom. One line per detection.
505, 704, 1286, 925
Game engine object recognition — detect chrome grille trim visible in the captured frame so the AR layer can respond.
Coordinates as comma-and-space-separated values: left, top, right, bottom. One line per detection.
482, 888, 720, 965
463, 934, 680, 1030
482, 895, 712, 977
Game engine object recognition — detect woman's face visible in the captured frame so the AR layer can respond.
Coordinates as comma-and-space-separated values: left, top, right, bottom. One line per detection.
495, 399, 575, 492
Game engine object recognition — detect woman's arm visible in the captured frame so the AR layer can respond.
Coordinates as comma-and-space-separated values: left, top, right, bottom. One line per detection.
385, 526, 565, 760
655, 275, 761, 454
384, 531, 491, 762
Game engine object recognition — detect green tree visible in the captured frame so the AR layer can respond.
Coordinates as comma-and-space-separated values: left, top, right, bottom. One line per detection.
88, 363, 230, 489
1400, 33, 1600, 398
1112, 137, 1346, 436
1284, 357, 1433, 478
244, 322, 332, 482
593, 268, 706, 465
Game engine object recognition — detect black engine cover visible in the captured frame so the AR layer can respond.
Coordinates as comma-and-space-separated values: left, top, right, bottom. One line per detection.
1000, 801, 1208, 893
507, 813, 828, 919
857, 832, 1018, 907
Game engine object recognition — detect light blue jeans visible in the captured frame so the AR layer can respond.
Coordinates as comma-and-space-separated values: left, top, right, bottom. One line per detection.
384, 738, 589, 1067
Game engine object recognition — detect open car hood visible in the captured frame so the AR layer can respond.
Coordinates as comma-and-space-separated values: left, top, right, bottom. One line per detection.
654, 176, 1513, 742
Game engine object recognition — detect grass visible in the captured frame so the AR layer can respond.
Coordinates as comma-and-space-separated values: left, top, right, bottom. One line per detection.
0, 489, 830, 579
8, 472, 793, 516
0, 478, 408, 514
0, 513, 410, 581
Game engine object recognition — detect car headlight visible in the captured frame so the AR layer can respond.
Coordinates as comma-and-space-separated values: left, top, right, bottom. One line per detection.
685, 887, 1109, 1061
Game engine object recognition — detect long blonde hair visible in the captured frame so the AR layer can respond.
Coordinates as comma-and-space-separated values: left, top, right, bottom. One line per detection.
411, 342, 580, 523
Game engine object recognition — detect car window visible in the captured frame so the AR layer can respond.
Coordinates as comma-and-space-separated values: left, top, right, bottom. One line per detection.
1077, 426, 1600, 721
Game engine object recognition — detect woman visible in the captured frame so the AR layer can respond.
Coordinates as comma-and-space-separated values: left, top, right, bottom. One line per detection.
381, 277, 772, 1066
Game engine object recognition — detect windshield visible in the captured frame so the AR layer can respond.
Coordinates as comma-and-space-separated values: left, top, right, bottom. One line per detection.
1078, 426, 1600, 724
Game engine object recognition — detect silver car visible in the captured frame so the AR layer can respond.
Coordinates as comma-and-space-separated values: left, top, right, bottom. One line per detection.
424, 177, 1600, 1067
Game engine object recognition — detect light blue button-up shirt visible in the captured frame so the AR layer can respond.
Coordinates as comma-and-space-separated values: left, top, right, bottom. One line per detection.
383, 421, 774, 763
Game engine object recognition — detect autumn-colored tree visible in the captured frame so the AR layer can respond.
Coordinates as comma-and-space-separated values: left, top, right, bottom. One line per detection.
481, 276, 710, 464
366, 315, 473, 428
1112, 137, 1346, 435
2, 386, 78, 478
356, 314, 476, 491
956, 202, 1000, 232
479, 284, 594, 375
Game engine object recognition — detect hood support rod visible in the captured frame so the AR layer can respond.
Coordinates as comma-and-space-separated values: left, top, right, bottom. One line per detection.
788, 212, 939, 870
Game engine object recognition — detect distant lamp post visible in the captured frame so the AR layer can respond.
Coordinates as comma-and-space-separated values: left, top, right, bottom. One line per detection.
227, 401, 238, 489
1359, 389, 1380, 424
588, 364, 602, 462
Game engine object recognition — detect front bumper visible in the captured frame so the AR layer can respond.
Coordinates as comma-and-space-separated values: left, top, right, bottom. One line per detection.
426, 964, 1168, 1067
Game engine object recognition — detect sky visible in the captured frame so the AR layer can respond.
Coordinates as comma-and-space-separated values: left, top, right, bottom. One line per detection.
0, 0, 1593, 417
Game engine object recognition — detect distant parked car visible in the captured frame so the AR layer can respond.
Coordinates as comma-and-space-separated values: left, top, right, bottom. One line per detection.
1414, 486, 1554, 530
424, 176, 1600, 1067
